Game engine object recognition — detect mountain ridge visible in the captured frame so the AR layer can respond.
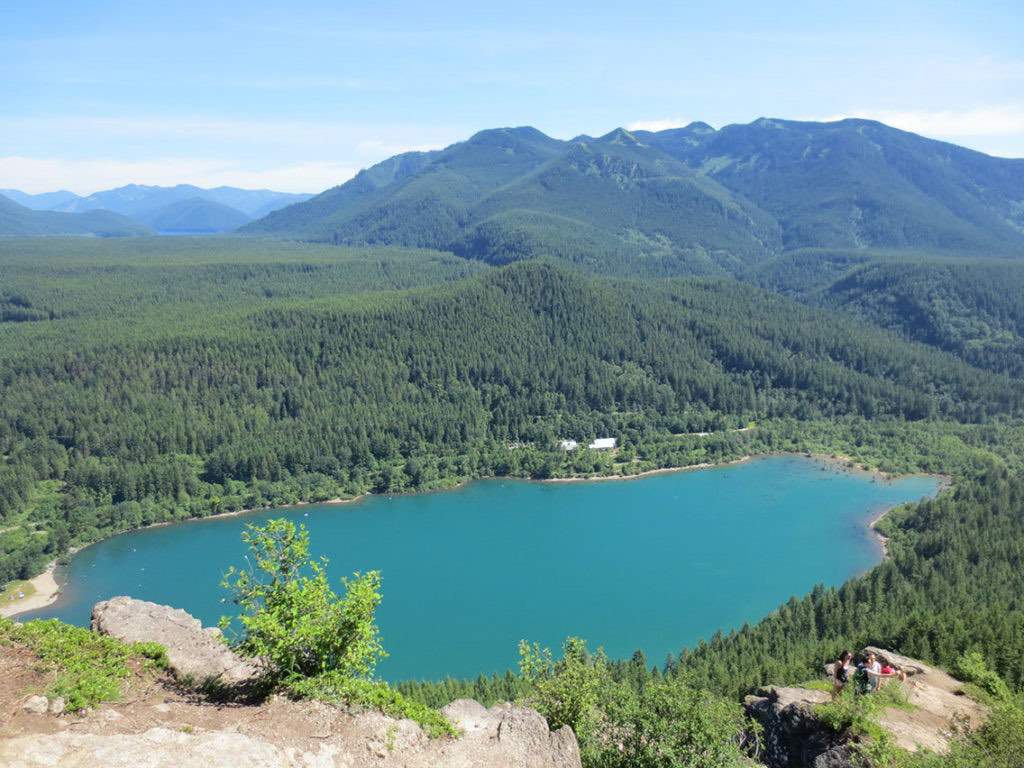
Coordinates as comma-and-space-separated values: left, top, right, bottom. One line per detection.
0, 184, 314, 235
241, 117, 1024, 273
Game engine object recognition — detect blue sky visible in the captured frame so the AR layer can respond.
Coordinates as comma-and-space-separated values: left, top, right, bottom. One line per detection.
1, 0, 1022, 193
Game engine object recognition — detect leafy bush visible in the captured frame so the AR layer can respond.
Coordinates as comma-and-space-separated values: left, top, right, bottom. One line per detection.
0, 617, 167, 711
221, 518, 454, 737
220, 518, 385, 681
286, 673, 457, 738
600, 676, 754, 768
519, 637, 752, 768
953, 650, 1012, 703
519, 637, 605, 741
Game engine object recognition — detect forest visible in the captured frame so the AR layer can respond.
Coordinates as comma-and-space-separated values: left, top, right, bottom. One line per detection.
3, 238, 1023, 583
2, 234, 1024, 766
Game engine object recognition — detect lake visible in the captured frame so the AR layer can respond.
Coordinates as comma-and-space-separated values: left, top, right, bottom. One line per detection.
25, 456, 939, 681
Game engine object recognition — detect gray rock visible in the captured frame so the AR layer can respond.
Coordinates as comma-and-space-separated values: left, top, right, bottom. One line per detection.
441, 699, 582, 767
861, 647, 929, 677
745, 686, 846, 768
92, 596, 260, 689
0, 701, 584, 767
22, 695, 49, 714
48, 696, 65, 715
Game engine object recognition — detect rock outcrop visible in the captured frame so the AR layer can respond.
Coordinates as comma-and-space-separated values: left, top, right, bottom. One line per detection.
91, 596, 260, 689
744, 686, 851, 768
1, 695, 582, 767
2, 598, 582, 767
746, 647, 989, 767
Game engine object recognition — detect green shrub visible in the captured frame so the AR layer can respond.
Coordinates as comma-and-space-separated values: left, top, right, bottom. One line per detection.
953, 651, 1012, 703
221, 519, 453, 737
519, 636, 752, 768
220, 518, 385, 681
286, 673, 456, 738
1, 617, 167, 711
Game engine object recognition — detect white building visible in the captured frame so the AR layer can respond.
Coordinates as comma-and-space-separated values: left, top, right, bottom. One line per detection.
588, 437, 617, 450
558, 439, 579, 451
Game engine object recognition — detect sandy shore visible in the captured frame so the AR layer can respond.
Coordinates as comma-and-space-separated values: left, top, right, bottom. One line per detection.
540, 456, 752, 483
1, 560, 61, 619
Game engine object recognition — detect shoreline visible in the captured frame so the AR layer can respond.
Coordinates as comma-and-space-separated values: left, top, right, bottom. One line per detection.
1, 559, 62, 619
539, 456, 752, 483
865, 474, 950, 560
4, 452, 950, 615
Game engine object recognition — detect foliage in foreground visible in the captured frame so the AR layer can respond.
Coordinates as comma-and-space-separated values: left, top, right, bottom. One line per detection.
221, 518, 454, 736
519, 637, 754, 768
0, 617, 166, 711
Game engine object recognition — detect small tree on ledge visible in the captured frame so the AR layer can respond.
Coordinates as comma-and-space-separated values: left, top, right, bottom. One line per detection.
220, 518, 385, 682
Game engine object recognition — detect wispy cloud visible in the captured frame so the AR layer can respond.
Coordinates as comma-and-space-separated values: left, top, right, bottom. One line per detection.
0, 116, 461, 192
806, 105, 1024, 138
626, 118, 696, 133
0, 156, 356, 195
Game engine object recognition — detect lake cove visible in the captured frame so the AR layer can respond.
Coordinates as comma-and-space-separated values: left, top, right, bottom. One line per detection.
26, 456, 939, 681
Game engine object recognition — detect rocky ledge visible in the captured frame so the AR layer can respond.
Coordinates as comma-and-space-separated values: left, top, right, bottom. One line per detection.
745, 647, 988, 768
92, 596, 261, 690
3, 597, 582, 768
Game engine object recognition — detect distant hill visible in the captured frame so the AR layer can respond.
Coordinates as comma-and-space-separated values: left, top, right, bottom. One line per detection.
243, 119, 1024, 273
136, 197, 252, 234
0, 184, 314, 236
55, 184, 312, 219
0, 189, 81, 210
0, 195, 151, 237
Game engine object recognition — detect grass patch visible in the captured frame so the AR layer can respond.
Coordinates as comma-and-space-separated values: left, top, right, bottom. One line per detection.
0, 618, 167, 711
1, 578, 36, 603
798, 678, 835, 693
285, 672, 457, 738
816, 683, 915, 767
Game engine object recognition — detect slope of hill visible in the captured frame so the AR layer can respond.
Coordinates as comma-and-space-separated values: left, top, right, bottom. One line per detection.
54, 184, 312, 219
244, 119, 1024, 272
243, 127, 783, 275
753, 250, 1024, 375
644, 117, 1024, 254
0, 196, 151, 236
137, 197, 251, 234
0, 189, 81, 210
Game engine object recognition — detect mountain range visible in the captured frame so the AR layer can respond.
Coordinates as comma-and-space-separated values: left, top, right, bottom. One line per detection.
0, 195, 150, 237
242, 118, 1024, 274
0, 184, 313, 235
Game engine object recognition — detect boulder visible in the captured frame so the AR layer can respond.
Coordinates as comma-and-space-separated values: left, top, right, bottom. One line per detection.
21, 695, 48, 714
441, 699, 582, 767
92, 596, 260, 689
744, 686, 841, 768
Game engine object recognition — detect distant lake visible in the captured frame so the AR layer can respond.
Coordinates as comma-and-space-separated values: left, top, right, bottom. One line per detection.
26, 456, 939, 681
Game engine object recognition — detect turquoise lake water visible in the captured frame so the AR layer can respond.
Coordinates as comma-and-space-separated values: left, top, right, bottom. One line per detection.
25, 456, 939, 681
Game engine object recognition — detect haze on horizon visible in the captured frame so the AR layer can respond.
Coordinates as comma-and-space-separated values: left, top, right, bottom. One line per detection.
2, 0, 1022, 195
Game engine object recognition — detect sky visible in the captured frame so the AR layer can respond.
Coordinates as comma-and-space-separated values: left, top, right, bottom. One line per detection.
1, 0, 1022, 195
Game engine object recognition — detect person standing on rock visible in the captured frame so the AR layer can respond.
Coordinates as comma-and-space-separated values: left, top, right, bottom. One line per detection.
833, 650, 853, 696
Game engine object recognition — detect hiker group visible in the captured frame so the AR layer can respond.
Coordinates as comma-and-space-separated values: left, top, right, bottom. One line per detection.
833, 650, 906, 696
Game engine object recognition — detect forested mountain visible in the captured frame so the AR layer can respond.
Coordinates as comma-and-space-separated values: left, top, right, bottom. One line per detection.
136, 197, 252, 234
53, 183, 312, 218
0, 184, 315, 235
644, 118, 1024, 254
0, 189, 80, 210
243, 119, 1024, 272
2, 241, 1022, 582
0, 195, 151, 236
753, 251, 1024, 376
